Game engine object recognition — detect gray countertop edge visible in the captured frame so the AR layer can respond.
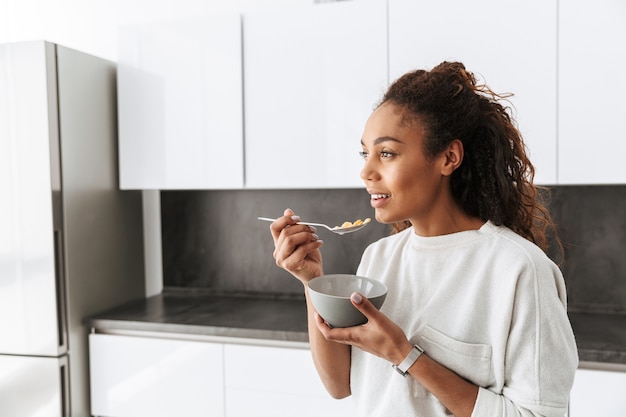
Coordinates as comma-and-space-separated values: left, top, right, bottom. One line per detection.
89, 318, 310, 345
576, 349, 626, 366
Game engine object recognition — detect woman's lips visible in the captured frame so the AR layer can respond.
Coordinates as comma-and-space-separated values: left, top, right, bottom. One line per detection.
370, 193, 390, 208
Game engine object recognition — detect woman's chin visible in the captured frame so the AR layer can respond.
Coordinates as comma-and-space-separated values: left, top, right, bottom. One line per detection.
374, 212, 402, 225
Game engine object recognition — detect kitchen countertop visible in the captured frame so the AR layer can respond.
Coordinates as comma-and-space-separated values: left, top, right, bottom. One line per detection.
88, 288, 309, 344
88, 288, 626, 367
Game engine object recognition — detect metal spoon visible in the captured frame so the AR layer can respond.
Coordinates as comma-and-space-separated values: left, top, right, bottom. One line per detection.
257, 217, 370, 235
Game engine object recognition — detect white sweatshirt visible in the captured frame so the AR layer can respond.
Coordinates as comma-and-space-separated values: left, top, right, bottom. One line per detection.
351, 221, 578, 417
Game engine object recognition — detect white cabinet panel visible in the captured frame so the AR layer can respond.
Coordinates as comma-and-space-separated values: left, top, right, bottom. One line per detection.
89, 334, 224, 417
558, 0, 626, 184
224, 344, 356, 417
0, 355, 66, 417
569, 368, 626, 417
389, 0, 557, 185
118, 14, 244, 189
243, 0, 387, 189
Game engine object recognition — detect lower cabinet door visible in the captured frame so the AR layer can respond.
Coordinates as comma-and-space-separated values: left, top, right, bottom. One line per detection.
89, 334, 224, 417
223, 344, 356, 417
569, 368, 626, 417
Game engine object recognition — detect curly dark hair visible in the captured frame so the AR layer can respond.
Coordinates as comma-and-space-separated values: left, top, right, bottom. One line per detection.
383, 61, 559, 253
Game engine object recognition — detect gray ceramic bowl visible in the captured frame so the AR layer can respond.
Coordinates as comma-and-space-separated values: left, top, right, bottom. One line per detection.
308, 274, 388, 328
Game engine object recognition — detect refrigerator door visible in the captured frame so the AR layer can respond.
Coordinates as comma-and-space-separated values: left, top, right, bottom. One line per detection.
0, 354, 68, 417
0, 41, 66, 356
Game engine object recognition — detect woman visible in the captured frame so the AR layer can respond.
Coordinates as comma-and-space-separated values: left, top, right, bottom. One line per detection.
268, 62, 577, 417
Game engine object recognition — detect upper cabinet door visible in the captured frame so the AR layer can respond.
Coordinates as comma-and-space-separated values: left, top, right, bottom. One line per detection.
388, 0, 557, 185
118, 14, 244, 190
243, 0, 388, 189
558, 0, 626, 184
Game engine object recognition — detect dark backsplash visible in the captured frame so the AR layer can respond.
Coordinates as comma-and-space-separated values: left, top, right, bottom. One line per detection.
545, 186, 626, 313
161, 189, 389, 296
161, 186, 626, 313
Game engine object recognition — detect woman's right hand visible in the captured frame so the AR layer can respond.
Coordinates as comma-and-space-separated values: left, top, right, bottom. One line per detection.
270, 208, 324, 285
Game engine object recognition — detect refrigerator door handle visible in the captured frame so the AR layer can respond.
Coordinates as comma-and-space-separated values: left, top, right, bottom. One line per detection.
54, 229, 68, 354
60, 355, 71, 417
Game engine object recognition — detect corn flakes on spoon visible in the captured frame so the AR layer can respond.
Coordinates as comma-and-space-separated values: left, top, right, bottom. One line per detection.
258, 217, 371, 235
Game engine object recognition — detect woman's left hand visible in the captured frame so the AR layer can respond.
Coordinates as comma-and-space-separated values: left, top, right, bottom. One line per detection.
314, 292, 414, 366
317, 292, 479, 417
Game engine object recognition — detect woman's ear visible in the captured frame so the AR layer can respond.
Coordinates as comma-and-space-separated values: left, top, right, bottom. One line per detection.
441, 139, 464, 176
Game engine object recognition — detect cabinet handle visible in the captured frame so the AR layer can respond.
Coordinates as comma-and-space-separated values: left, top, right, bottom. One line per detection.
53, 229, 68, 353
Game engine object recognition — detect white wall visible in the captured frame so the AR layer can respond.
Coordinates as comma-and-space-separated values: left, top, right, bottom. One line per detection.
0, 0, 313, 297
0, 0, 312, 61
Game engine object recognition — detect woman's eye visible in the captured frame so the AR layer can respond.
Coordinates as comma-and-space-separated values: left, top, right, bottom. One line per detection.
359, 149, 395, 160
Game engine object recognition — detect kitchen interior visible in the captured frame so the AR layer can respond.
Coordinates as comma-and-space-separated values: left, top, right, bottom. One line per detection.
1, 0, 625, 416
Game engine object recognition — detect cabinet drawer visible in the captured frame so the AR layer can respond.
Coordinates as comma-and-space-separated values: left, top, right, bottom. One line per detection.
569, 368, 626, 417
224, 344, 355, 417
89, 334, 224, 417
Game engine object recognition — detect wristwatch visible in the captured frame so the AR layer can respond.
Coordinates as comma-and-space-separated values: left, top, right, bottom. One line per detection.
392, 344, 424, 377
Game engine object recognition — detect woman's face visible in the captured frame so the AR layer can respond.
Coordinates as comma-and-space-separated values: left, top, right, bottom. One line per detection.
360, 102, 450, 228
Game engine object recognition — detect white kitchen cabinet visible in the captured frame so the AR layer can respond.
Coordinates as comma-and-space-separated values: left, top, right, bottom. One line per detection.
89, 334, 356, 417
224, 344, 356, 417
569, 368, 626, 416
558, 0, 626, 184
89, 334, 225, 417
388, 0, 557, 185
117, 14, 244, 189
243, 0, 388, 189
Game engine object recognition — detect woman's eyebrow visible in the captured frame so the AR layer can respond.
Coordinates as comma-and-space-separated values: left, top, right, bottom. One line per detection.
361, 136, 405, 146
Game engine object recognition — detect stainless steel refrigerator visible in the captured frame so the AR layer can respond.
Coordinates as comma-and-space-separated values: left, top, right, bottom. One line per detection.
0, 41, 145, 417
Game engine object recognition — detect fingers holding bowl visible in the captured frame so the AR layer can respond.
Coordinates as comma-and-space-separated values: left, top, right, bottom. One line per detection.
307, 274, 387, 328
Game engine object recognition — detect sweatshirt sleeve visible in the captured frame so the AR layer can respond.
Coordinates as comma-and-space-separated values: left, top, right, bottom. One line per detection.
472, 256, 578, 417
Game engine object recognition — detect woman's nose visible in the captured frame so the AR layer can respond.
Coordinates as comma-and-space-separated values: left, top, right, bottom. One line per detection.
360, 158, 379, 182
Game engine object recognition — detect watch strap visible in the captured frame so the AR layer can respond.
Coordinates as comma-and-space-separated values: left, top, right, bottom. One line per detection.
392, 344, 424, 377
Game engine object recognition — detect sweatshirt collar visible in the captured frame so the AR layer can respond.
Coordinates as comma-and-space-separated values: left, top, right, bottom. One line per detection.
409, 221, 498, 249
